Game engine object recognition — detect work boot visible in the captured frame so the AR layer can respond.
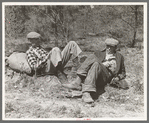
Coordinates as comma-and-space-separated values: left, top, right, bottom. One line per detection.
82, 92, 94, 103
62, 75, 82, 91
57, 70, 68, 84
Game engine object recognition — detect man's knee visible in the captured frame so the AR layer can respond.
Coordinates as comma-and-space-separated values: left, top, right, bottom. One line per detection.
92, 62, 99, 67
68, 41, 77, 46
93, 62, 102, 71
51, 47, 61, 52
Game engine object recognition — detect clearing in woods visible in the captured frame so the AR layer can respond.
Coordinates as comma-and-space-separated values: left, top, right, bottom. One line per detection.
4, 36, 145, 119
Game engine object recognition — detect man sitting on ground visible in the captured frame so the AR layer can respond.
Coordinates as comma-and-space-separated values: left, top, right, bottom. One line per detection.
62, 38, 128, 103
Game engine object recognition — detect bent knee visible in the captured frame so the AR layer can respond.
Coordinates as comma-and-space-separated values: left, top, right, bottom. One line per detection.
93, 62, 99, 66
68, 41, 77, 45
92, 62, 100, 69
52, 47, 61, 52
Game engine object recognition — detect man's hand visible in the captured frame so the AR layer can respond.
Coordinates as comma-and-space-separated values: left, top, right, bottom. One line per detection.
38, 61, 47, 69
110, 77, 119, 85
102, 61, 110, 67
113, 77, 119, 81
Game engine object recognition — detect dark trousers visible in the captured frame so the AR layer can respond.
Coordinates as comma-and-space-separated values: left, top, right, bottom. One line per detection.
77, 54, 112, 93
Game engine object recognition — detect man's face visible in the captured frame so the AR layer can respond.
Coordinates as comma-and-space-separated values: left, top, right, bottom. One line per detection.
29, 38, 40, 47
106, 45, 116, 53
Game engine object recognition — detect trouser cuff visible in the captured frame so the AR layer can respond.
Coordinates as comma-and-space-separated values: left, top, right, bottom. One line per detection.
82, 84, 96, 93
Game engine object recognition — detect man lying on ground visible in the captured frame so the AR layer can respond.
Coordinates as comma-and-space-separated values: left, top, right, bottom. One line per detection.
62, 38, 128, 103
6, 32, 82, 79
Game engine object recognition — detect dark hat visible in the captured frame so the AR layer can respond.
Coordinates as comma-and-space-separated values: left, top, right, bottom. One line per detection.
105, 38, 119, 47
27, 32, 41, 39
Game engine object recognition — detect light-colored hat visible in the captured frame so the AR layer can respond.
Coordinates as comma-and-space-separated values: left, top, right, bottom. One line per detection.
105, 38, 119, 46
27, 32, 41, 39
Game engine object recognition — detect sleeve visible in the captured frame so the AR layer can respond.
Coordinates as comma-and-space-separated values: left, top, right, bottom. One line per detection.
26, 48, 37, 70
102, 58, 117, 74
34, 48, 48, 64
38, 49, 48, 61
117, 55, 126, 80
102, 61, 110, 67
108, 60, 117, 73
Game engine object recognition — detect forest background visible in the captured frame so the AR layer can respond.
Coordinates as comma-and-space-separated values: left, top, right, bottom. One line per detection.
5, 5, 143, 48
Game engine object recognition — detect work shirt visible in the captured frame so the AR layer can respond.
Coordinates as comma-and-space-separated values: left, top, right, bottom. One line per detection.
102, 52, 116, 74
26, 46, 49, 70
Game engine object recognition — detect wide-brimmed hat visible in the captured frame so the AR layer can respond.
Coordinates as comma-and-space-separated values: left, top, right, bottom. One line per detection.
27, 32, 41, 39
105, 38, 119, 47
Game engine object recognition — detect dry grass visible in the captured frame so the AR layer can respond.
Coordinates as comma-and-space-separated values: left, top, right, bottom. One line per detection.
4, 37, 145, 119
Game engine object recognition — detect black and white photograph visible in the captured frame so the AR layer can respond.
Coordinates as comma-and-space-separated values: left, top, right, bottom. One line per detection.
2, 2, 147, 120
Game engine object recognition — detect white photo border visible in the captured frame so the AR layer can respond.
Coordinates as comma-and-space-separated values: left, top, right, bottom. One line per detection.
2, 2, 147, 121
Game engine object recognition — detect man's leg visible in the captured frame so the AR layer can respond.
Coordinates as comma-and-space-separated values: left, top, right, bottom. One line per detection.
82, 62, 100, 93
76, 54, 98, 77
45, 47, 62, 75
48, 41, 82, 83
47, 41, 82, 70
62, 54, 99, 90
81, 62, 100, 103
61, 41, 82, 68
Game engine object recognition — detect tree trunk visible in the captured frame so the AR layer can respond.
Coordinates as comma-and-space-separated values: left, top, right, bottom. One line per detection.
131, 6, 138, 47
55, 26, 58, 47
54, 18, 58, 47
83, 6, 89, 37
65, 22, 69, 43
83, 12, 87, 36
132, 29, 137, 47
45, 6, 48, 14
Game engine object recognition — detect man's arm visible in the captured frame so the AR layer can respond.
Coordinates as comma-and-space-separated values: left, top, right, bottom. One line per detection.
32, 47, 49, 65
26, 48, 38, 70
